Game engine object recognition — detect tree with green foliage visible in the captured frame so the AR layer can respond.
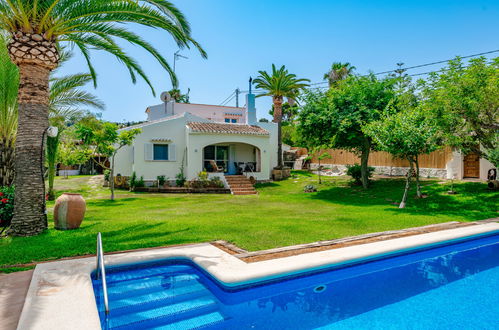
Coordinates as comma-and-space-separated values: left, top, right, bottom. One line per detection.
324, 62, 356, 88
0, 34, 18, 187
1, 0, 206, 236
299, 75, 397, 188
365, 107, 441, 208
421, 57, 499, 167
167, 88, 190, 103
77, 120, 140, 200
269, 102, 299, 123
46, 56, 105, 199
57, 133, 92, 179
254, 65, 310, 169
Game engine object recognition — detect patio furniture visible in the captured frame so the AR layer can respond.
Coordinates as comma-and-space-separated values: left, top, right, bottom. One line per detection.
209, 160, 224, 172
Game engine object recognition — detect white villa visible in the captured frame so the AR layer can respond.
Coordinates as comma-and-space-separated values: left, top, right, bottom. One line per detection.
113, 93, 278, 184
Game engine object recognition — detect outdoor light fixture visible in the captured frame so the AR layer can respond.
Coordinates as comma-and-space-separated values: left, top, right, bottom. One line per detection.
47, 126, 58, 137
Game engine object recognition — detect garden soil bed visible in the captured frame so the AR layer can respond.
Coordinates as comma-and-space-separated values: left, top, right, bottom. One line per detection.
133, 187, 230, 194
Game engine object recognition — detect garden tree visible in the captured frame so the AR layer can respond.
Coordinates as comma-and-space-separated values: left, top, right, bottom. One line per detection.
167, 88, 190, 103
0, 34, 18, 186
77, 121, 140, 200
298, 75, 397, 188
47, 68, 105, 199
269, 102, 299, 123
421, 57, 499, 167
305, 148, 331, 184
365, 107, 441, 208
324, 62, 356, 88
0, 0, 206, 236
56, 133, 92, 179
254, 65, 310, 169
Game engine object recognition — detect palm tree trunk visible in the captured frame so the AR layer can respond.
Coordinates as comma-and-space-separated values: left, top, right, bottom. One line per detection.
273, 96, 283, 169
9, 63, 51, 236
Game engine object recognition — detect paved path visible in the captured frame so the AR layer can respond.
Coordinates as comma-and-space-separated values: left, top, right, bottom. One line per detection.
0, 270, 33, 330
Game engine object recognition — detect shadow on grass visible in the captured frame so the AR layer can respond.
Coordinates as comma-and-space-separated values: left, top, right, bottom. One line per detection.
309, 179, 498, 220
88, 198, 141, 207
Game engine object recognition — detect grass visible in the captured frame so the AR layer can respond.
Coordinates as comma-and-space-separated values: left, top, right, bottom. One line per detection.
0, 171, 497, 273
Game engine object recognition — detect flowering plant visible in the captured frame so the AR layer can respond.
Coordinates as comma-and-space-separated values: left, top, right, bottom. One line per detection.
0, 186, 14, 227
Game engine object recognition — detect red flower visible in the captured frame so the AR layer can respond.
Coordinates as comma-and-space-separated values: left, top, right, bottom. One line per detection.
0, 192, 3, 197
1, 198, 8, 203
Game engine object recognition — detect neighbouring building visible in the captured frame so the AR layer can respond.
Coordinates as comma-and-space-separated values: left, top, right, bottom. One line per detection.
305, 147, 495, 181
113, 93, 278, 184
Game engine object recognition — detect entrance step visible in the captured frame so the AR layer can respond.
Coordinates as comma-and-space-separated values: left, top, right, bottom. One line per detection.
225, 175, 257, 195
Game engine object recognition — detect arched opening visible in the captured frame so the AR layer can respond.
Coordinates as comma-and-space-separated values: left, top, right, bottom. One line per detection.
202, 143, 261, 175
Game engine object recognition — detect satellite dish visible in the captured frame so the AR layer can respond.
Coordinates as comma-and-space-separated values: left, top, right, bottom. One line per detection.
160, 91, 172, 103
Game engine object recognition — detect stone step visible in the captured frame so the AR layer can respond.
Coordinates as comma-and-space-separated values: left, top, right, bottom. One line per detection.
233, 191, 258, 195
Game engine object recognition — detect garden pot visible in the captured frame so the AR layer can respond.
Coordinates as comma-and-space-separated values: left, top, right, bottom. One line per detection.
54, 193, 86, 230
272, 167, 291, 181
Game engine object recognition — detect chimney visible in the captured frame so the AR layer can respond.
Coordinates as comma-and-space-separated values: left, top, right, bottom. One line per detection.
246, 93, 256, 125
246, 77, 257, 125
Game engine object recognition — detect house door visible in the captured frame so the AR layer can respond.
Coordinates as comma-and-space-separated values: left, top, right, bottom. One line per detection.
463, 153, 480, 178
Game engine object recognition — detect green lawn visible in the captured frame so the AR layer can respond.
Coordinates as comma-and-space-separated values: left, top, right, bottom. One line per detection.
1, 171, 497, 273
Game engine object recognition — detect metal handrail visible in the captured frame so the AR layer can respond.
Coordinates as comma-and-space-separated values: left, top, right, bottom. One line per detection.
96, 232, 110, 315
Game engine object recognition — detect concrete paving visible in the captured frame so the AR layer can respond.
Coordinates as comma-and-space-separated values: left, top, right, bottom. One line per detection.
0, 270, 33, 330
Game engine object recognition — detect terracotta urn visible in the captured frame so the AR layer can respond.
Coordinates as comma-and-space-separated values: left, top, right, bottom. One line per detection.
54, 193, 86, 230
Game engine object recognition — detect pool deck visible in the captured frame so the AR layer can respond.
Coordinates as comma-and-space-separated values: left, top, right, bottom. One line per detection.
13, 221, 499, 330
0, 270, 33, 330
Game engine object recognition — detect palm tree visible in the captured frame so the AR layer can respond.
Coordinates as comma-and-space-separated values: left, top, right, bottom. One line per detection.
0, 0, 206, 236
0, 34, 18, 187
324, 62, 356, 87
254, 65, 310, 169
46, 71, 105, 200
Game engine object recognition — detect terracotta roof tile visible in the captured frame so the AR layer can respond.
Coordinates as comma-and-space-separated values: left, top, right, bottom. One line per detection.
187, 122, 269, 135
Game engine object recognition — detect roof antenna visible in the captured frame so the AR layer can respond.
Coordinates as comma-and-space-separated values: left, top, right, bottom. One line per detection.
249, 77, 253, 94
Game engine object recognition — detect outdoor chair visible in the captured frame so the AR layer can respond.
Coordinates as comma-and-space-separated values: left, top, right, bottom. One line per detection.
209, 160, 224, 172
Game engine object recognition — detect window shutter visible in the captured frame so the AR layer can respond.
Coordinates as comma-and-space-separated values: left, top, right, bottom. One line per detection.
144, 143, 153, 161
169, 144, 176, 161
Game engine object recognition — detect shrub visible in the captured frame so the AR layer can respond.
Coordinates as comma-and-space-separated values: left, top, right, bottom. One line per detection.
129, 171, 137, 190
136, 176, 145, 188
197, 171, 208, 182
175, 172, 186, 187
157, 175, 166, 186
346, 164, 375, 185
104, 169, 111, 182
0, 186, 14, 228
304, 184, 317, 193
209, 176, 224, 188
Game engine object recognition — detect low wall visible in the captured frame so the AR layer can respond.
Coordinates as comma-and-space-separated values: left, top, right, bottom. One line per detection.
310, 163, 448, 178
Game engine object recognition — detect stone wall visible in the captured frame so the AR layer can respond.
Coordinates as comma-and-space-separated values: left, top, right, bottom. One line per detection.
310, 163, 448, 178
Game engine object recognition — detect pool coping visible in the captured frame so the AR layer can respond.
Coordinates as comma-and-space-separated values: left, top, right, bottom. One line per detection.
17, 222, 499, 330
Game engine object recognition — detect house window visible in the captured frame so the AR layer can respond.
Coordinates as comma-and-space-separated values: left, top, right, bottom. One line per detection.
231, 119, 237, 123
224, 118, 230, 123
224, 118, 237, 123
153, 144, 169, 160
203, 145, 228, 172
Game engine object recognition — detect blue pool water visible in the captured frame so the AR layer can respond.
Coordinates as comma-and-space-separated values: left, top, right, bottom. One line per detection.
93, 233, 499, 329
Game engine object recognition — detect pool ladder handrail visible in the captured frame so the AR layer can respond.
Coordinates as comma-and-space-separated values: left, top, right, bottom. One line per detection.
96, 232, 110, 315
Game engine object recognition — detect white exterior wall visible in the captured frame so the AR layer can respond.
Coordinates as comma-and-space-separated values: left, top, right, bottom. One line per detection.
186, 133, 274, 181
147, 102, 246, 123
445, 149, 495, 180
113, 114, 278, 182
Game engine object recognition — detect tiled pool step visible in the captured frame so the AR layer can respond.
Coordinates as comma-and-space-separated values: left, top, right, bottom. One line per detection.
95, 267, 227, 329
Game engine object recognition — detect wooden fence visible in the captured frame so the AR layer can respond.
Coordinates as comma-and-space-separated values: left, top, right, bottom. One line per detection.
298, 147, 453, 169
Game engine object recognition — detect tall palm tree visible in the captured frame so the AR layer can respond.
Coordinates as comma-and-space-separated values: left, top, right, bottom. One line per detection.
0, 0, 206, 236
46, 71, 105, 200
324, 62, 356, 87
0, 34, 18, 187
254, 65, 310, 169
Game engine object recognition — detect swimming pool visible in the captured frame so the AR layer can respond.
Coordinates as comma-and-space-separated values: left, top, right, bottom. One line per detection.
92, 232, 499, 329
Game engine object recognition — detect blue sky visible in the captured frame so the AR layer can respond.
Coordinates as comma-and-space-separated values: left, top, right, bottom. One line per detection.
59, 0, 499, 122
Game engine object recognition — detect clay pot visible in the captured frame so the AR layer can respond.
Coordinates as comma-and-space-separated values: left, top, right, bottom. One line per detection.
54, 193, 86, 230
